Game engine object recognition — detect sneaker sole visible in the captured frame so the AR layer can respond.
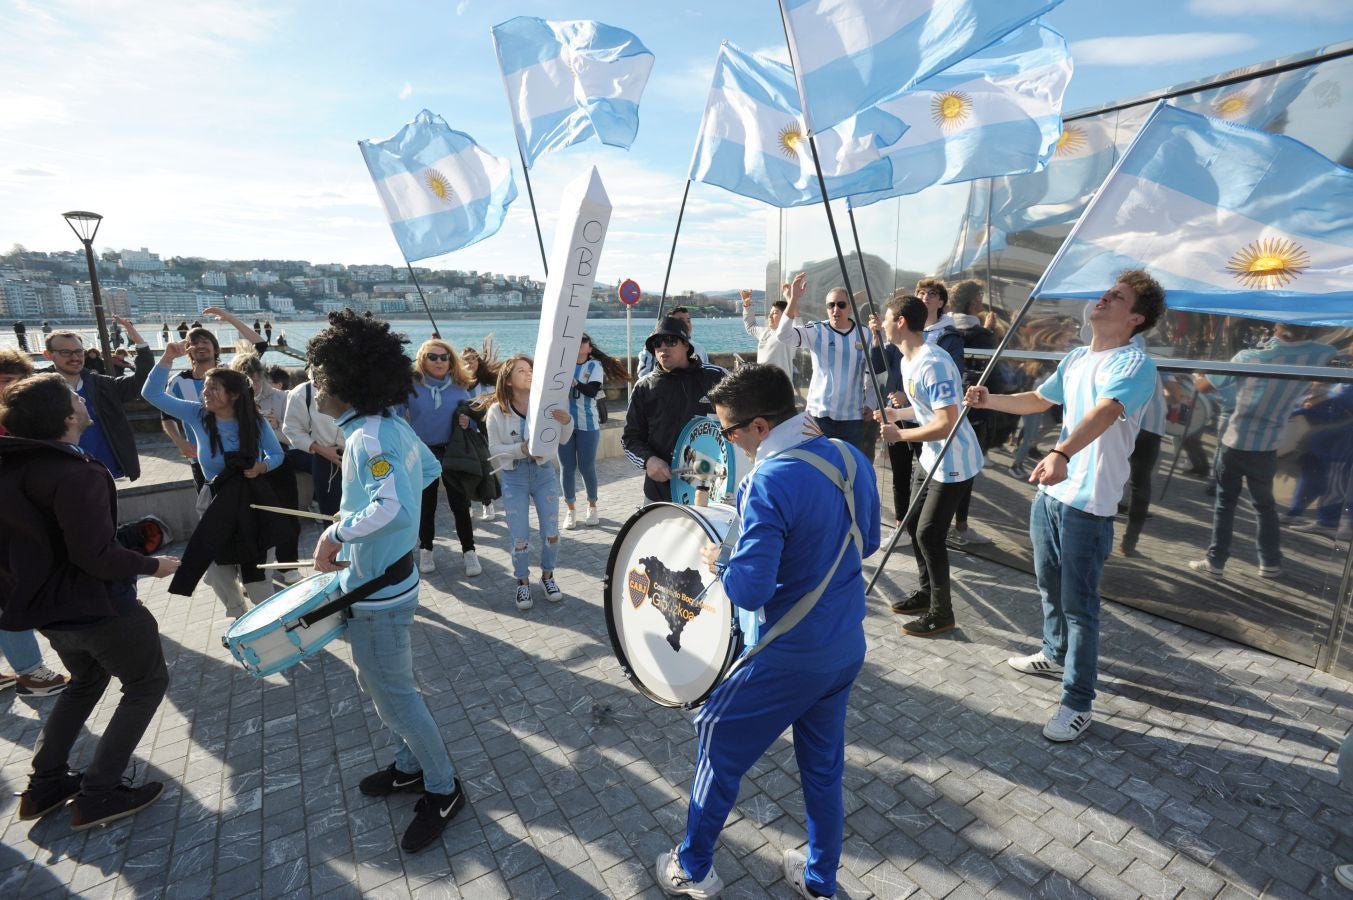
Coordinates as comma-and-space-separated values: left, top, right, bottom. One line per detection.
1008, 660, 1064, 678
16, 684, 68, 697
70, 783, 164, 832
902, 622, 956, 637
1043, 723, 1091, 742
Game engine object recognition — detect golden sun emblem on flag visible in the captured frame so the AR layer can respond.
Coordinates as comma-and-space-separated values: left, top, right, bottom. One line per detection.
1225, 238, 1311, 289
777, 123, 803, 159
422, 168, 454, 204
1212, 92, 1252, 119
1053, 125, 1087, 158
931, 91, 973, 131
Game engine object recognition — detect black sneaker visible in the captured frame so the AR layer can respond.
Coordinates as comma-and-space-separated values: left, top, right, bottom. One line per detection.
70, 782, 164, 831
901, 613, 956, 637
890, 590, 928, 615
18, 771, 82, 820
401, 779, 466, 853
359, 763, 425, 797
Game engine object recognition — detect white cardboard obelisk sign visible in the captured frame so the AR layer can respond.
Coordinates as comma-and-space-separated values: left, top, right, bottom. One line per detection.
527, 166, 612, 456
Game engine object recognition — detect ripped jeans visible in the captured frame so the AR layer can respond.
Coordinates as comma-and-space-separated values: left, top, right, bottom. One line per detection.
500, 458, 561, 580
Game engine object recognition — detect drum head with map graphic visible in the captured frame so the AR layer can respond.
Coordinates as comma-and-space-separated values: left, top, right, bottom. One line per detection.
669, 415, 742, 506
603, 503, 741, 708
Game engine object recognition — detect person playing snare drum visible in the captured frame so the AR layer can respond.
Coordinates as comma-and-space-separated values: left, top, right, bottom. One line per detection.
305, 311, 465, 855
655, 364, 881, 900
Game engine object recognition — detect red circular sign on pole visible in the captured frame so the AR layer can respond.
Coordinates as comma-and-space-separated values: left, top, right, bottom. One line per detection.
618, 279, 642, 306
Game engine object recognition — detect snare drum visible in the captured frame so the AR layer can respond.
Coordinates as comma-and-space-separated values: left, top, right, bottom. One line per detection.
604, 503, 755, 708
670, 416, 742, 506
223, 572, 345, 677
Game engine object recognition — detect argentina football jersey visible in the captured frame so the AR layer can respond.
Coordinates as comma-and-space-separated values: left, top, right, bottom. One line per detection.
793, 321, 872, 420
902, 343, 984, 482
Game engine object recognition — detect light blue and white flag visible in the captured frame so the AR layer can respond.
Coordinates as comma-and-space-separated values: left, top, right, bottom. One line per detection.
1173, 66, 1316, 131
1036, 102, 1353, 326
689, 42, 895, 208
359, 110, 517, 262
491, 16, 653, 164
781, 0, 1065, 133
847, 22, 1071, 208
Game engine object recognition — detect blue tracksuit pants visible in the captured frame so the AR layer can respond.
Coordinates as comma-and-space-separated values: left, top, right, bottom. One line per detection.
678, 655, 863, 896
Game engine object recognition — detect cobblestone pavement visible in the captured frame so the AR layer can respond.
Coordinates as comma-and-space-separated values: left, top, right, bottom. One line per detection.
3, 457, 1352, 899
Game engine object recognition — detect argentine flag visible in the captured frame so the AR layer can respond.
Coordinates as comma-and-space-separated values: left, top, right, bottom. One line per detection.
491, 16, 653, 165
689, 42, 895, 208
781, 0, 1065, 133
1037, 102, 1353, 326
359, 110, 517, 263
847, 22, 1072, 208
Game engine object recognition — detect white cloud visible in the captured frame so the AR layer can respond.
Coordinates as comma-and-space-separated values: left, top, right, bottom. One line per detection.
1187, 0, 1352, 20
399, 81, 414, 100
1070, 33, 1258, 67
456, 0, 470, 15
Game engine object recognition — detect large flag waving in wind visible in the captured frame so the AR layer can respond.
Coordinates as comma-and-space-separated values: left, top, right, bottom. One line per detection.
359, 110, 517, 262
689, 42, 895, 208
1036, 102, 1353, 326
846, 21, 1072, 208
491, 16, 654, 164
781, 0, 1065, 133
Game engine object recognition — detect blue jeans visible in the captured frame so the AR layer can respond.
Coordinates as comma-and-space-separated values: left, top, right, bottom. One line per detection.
0, 629, 43, 674
815, 417, 868, 459
559, 428, 600, 505
347, 592, 456, 794
679, 656, 861, 896
1029, 492, 1113, 713
1208, 446, 1281, 568
501, 460, 561, 580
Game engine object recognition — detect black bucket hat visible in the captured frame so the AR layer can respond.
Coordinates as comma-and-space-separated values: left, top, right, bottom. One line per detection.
644, 316, 692, 354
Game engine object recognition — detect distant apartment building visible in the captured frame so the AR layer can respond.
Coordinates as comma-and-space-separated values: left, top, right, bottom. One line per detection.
243, 270, 278, 286
286, 276, 338, 298
318, 299, 347, 314
1, 279, 43, 318
347, 264, 395, 284
119, 247, 165, 272
265, 295, 295, 314
202, 271, 228, 289
130, 289, 220, 318
224, 293, 262, 313
129, 271, 187, 289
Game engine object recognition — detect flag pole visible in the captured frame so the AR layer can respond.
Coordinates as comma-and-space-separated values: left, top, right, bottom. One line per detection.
489, 28, 549, 278
656, 179, 692, 322
777, 0, 886, 413
846, 206, 879, 318
404, 263, 442, 338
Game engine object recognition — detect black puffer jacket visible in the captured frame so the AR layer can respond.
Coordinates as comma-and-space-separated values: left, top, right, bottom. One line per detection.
622, 358, 726, 501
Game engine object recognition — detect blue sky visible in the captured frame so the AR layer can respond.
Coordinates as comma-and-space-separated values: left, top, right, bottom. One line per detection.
1, 0, 1349, 293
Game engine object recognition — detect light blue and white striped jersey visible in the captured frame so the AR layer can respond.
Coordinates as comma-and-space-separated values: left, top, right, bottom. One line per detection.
1036, 344, 1157, 517
328, 412, 440, 605
468, 382, 494, 399
1211, 338, 1336, 452
1130, 335, 1167, 436
779, 318, 872, 420
902, 343, 984, 482
570, 359, 604, 432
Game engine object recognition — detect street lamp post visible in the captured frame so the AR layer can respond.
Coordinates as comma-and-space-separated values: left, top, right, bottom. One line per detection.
62, 210, 113, 363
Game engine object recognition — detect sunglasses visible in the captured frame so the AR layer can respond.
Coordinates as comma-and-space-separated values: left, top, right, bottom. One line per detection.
653, 336, 684, 348
425, 353, 451, 362
719, 417, 758, 439
826, 301, 849, 310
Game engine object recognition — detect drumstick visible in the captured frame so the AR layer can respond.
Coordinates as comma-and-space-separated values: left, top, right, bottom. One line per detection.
258, 561, 314, 569
249, 504, 339, 523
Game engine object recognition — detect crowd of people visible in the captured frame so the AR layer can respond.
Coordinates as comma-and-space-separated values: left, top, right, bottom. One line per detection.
5, 272, 1353, 894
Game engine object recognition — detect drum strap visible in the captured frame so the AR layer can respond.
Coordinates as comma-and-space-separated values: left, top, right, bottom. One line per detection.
726, 439, 861, 674
295, 551, 415, 628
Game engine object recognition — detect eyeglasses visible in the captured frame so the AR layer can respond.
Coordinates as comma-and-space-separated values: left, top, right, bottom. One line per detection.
425, 353, 451, 362
50, 348, 84, 358
719, 417, 758, 439
826, 301, 849, 310
653, 336, 684, 348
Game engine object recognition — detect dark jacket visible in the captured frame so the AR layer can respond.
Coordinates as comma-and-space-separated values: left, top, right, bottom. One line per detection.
42, 344, 154, 481
0, 436, 158, 630
623, 358, 726, 499
441, 404, 500, 504
170, 452, 292, 595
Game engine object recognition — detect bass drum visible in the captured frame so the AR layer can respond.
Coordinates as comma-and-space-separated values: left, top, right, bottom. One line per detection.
669, 415, 742, 506
604, 503, 747, 708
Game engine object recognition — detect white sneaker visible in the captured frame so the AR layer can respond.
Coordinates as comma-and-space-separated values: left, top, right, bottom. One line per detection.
563, 508, 577, 530
514, 583, 533, 611
278, 569, 304, 586
782, 849, 816, 899
1187, 558, 1224, 578
1335, 864, 1353, 890
463, 551, 482, 577
954, 526, 991, 545
1043, 704, 1092, 742
1007, 651, 1064, 677
542, 577, 563, 603
1258, 562, 1283, 579
584, 506, 599, 527
480, 502, 495, 521
655, 847, 722, 898
419, 549, 435, 574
